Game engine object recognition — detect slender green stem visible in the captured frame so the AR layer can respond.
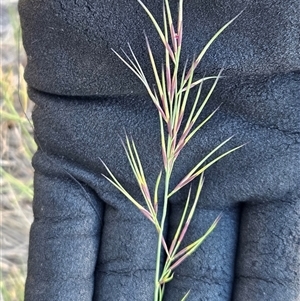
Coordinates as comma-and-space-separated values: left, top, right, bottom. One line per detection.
154, 168, 171, 301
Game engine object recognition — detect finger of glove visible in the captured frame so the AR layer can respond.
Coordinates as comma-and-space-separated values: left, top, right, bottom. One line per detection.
164, 206, 240, 301
233, 200, 300, 301
25, 151, 103, 301
93, 200, 158, 301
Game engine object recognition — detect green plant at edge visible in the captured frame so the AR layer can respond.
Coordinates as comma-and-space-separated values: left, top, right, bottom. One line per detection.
102, 1, 243, 300
1, 8, 36, 300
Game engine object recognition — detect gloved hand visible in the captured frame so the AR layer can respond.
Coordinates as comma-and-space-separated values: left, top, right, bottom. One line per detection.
19, 1, 300, 300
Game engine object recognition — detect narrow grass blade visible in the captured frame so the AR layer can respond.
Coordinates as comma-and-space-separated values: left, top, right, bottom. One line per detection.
170, 139, 244, 196
163, 4, 172, 104
131, 138, 147, 186
122, 136, 143, 184
185, 11, 243, 84
170, 214, 221, 270
180, 290, 191, 301
183, 75, 222, 92
173, 58, 197, 134
137, 0, 175, 61
111, 48, 144, 83
169, 187, 191, 256
123, 137, 157, 217
145, 35, 164, 102
159, 113, 168, 170
177, 0, 184, 46
189, 71, 222, 126
184, 105, 220, 146
176, 80, 203, 152
0, 168, 33, 199
113, 47, 164, 112
101, 159, 145, 210
154, 170, 162, 213
161, 64, 170, 120
127, 43, 147, 81
173, 175, 204, 254
164, 0, 177, 52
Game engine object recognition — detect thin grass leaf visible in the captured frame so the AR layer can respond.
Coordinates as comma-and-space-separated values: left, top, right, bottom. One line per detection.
123, 137, 157, 217
184, 11, 243, 84
171, 136, 234, 194
101, 173, 140, 209
170, 138, 244, 196
0, 110, 27, 122
169, 187, 191, 256
164, 0, 177, 52
181, 75, 220, 92
103, 171, 156, 225
131, 138, 154, 210
173, 216, 221, 262
122, 137, 143, 184
180, 290, 191, 301
183, 105, 220, 147
137, 0, 175, 61
154, 170, 162, 213
177, 59, 189, 99
163, 5, 172, 104
131, 138, 147, 186
120, 47, 144, 78
127, 43, 148, 81
170, 58, 187, 134
114, 48, 162, 110
189, 71, 223, 127
161, 64, 170, 120
172, 174, 204, 257
1, 168, 33, 199
153, 221, 171, 257
190, 143, 245, 182
159, 113, 168, 169
145, 35, 164, 105
177, 0, 184, 46
170, 214, 221, 270
153, 89, 168, 121
100, 159, 145, 209
172, 58, 197, 135
177, 79, 203, 148
111, 48, 145, 83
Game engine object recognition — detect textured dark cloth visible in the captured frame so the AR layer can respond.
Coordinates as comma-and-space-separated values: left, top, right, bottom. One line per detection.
19, 0, 300, 300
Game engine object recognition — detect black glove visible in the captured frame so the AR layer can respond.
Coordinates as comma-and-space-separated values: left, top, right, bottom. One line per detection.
19, 0, 300, 300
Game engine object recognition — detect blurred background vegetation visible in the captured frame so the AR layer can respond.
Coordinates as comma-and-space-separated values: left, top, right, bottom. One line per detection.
1, 1, 36, 300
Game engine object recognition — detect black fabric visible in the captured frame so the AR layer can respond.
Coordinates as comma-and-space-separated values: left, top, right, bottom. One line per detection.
19, 0, 300, 96
19, 1, 300, 300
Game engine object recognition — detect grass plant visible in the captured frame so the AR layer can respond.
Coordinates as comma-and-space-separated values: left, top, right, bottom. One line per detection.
103, 1, 243, 300
0, 65, 35, 301
1, 6, 35, 300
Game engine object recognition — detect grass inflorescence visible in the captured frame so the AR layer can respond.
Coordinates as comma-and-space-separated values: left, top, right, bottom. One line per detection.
104, 1, 243, 300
